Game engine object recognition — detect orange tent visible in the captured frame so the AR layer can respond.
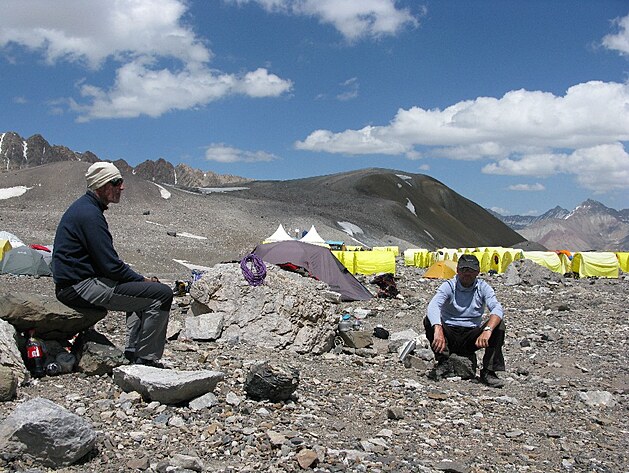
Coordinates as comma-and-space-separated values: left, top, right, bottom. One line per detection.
423, 260, 457, 279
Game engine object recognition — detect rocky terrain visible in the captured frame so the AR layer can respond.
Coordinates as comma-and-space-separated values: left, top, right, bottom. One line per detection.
0, 160, 627, 472
0, 255, 628, 472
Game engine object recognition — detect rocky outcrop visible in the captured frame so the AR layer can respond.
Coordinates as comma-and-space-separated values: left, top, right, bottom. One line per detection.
1, 131, 249, 187
188, 263, 339, 354
0, 131, 98, 171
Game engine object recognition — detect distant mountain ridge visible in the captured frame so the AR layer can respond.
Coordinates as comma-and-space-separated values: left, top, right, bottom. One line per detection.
0, 131, 249, 188
491, 199, 629, 251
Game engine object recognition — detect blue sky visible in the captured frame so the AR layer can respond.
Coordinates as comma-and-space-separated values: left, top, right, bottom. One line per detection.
1, 0, 628, 215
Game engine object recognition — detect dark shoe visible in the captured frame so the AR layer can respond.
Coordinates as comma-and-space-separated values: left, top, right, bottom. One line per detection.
134, 357, 166, 369
480, 370, 505, 388
124, 350, 136, 363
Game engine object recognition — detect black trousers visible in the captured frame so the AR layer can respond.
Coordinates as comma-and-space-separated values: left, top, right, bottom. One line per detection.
423, 317, 506, 372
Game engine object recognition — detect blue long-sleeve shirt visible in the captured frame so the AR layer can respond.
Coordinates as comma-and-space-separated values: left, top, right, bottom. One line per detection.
51, 191, 144, 286
426, 276, 504, 328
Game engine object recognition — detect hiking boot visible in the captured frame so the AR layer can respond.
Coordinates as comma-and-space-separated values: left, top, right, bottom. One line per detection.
480, 370, 505, 388
124, 350, 136, 363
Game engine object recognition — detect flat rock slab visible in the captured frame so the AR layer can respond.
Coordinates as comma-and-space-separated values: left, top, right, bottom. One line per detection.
112, 365, 225, 404
0, 292, 106, 339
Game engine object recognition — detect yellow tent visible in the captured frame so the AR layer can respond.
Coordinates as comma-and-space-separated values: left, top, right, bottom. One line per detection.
0, 239, 12, 262
523, 251, 565, 273
403, 248, 430, 267
423, 260, 457, 279
572, 252, 619, 278
403, 249, 421, 266
332, 250, 355, 273
616, 252, 629, 272
434, 248, 458, 262
354, 251, 396, 275
490, 248, 523, 273
472, 250, 492, 273
372, 246, 399, 257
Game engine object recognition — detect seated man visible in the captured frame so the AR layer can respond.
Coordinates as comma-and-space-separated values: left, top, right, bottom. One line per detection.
52, 162, 172, 368
424, 254, 506, 387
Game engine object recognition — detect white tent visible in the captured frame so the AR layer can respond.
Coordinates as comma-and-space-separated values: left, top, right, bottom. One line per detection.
299, 225, 327, 245
0, 231, 25, 248
264, 224, 294, 243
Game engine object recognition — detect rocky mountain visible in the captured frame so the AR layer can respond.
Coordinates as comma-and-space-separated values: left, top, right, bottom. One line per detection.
0, 131, 249, 188
487, 206, 570, 230
494, 199, 629, 251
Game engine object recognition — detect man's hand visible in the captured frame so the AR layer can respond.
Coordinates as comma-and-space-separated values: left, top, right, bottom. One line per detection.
145, 276, 160, 283
432, 324, 447, 353
475, 330, 491, 348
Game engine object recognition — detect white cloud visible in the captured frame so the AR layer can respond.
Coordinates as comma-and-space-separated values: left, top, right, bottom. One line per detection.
0, 0, 210, 68
205, 144, 279, 163
337, 77, 359, 101
602, 13, 629, 56
484, 143, 629, 192
227, 0, 419, 41
297, 81, 629, 191
506, 183, 545, 192
489, 207, 510, 216
0, 0, 292, 120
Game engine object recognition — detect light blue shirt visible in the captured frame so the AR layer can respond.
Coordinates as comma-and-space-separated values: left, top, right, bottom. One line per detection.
427, 276, 504, 328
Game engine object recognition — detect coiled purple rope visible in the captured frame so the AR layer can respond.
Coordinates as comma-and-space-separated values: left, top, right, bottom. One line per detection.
240, 253, 267, 286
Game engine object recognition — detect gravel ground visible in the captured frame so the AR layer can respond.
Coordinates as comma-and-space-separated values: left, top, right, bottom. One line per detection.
0, 263, 628, 473
1, 162, 627, 472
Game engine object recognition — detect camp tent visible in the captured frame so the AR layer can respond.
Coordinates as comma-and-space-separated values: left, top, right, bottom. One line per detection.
615, 252, 629, 272
572, 252, 619, 278
0, 231, 25, 248
0, 246, 52, 276
423, 260, 457, 279
404, 249, 430, 268
253, 240, 373, 301
403, 249, 421, 266
0, 239, 12, 261
30, 244, 53, 266
299, 226, 327, 246
263, 224, 294, 243
372, 246, 399, 257
353, 251, 396, 275
489, 248, 523, 273
523, 251, 565, 274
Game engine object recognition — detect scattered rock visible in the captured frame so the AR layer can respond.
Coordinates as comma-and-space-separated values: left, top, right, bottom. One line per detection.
244, 360, 299, 402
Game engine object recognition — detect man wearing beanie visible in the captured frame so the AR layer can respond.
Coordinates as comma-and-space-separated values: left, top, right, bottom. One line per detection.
424, 254, 506, 388
52, 162, 172, 368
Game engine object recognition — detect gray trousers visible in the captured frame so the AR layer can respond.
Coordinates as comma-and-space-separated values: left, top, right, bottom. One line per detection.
57, 278, 172, 361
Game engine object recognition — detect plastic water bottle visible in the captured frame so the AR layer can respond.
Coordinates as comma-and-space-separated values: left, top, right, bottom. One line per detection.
26, 329, 45, 378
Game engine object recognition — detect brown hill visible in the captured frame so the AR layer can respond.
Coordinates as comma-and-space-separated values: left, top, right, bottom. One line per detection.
0, 162, 526, 279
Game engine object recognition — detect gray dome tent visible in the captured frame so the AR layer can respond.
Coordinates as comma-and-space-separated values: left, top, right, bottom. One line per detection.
0, 246, 52, 277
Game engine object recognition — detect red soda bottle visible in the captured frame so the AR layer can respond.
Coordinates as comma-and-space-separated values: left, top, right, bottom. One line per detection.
26, 329, 45, 378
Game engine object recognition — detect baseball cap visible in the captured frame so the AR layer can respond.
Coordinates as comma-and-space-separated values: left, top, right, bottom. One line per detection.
457, 254, 480, 271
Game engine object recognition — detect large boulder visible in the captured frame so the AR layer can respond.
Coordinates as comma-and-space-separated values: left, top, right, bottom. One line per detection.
0, 397, 97, 467
189, 263, 338, 354
0, 292, 107, 339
